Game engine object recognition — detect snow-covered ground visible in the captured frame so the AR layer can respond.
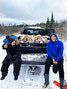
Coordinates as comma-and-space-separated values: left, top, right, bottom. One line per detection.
0, 36, 67, 89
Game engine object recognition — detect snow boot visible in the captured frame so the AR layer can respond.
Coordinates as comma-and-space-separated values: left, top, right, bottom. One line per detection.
0, 76, 5, 80
43, 74, 51, 89
42, 84, 51, 89
14, 76, 18, 80
64, 80, 67, 86
60, 78, 64, 89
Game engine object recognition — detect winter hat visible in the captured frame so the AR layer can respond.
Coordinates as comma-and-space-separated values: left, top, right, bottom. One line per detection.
8, 37, 15, 44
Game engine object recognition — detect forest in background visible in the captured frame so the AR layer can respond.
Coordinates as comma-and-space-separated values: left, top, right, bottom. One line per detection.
0, 12, 67, 39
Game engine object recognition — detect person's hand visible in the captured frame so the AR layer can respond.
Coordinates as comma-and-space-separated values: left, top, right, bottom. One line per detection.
53, 59, 57, 64
54, 61, 57, 64
53, 59, 55, 64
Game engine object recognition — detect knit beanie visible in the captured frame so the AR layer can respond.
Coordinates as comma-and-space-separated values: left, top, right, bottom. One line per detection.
8, 37, 15, 44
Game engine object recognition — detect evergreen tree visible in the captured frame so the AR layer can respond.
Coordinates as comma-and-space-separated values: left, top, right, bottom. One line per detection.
46, 17, 50, 29
50, 12, 55, 28
0, 24, 1, 27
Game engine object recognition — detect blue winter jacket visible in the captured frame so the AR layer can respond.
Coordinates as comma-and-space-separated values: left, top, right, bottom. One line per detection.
47, 33, 64, 62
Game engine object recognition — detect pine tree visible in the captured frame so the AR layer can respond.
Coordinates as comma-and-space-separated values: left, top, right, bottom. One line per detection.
50, 12, 55, 28
46, 17, 50, 29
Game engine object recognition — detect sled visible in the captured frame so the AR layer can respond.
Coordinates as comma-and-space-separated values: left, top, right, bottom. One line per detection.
53, 80, 67, 89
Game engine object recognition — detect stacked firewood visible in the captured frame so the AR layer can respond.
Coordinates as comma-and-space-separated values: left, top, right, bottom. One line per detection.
20, 35, 49, 43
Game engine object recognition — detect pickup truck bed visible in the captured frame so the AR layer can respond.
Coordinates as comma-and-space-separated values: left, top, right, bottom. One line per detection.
20, 27, 55, 54
20, 43, 47, 53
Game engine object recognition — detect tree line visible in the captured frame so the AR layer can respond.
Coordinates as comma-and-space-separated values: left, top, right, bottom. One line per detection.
0, 12, 67, 39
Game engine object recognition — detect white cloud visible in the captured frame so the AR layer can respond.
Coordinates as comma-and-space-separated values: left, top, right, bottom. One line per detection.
0, 0, 67, 24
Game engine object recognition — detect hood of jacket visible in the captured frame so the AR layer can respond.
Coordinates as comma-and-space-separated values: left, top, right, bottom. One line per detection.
50, 33, 59, 42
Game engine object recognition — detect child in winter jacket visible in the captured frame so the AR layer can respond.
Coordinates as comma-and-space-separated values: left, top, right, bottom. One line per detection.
0, 36, 21, 80
43, 33, 64, 89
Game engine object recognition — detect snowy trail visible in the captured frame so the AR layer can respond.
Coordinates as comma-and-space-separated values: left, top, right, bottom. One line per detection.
0, 36, 67, 89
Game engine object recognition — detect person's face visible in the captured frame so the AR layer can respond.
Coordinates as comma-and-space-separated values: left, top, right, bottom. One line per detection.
11, 41, 16, 46
51, 35, 56, 42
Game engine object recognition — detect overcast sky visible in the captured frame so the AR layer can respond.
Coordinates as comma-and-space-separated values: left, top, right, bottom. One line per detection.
0, 0, 67, 25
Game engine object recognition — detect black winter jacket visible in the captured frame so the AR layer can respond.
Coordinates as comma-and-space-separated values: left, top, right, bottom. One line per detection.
6, 44, 21, 60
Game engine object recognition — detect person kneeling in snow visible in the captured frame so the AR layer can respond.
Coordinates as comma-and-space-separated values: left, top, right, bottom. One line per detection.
43, 33, 64, 89
0, 36, 21, 80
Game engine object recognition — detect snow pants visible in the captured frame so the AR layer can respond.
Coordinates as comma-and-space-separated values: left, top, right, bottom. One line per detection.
44, 56, 64, 79
1, 55, 21, 78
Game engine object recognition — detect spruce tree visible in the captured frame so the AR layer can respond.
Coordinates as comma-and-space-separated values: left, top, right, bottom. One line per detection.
50, 12, 55, 28
46, 17, 50, 29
